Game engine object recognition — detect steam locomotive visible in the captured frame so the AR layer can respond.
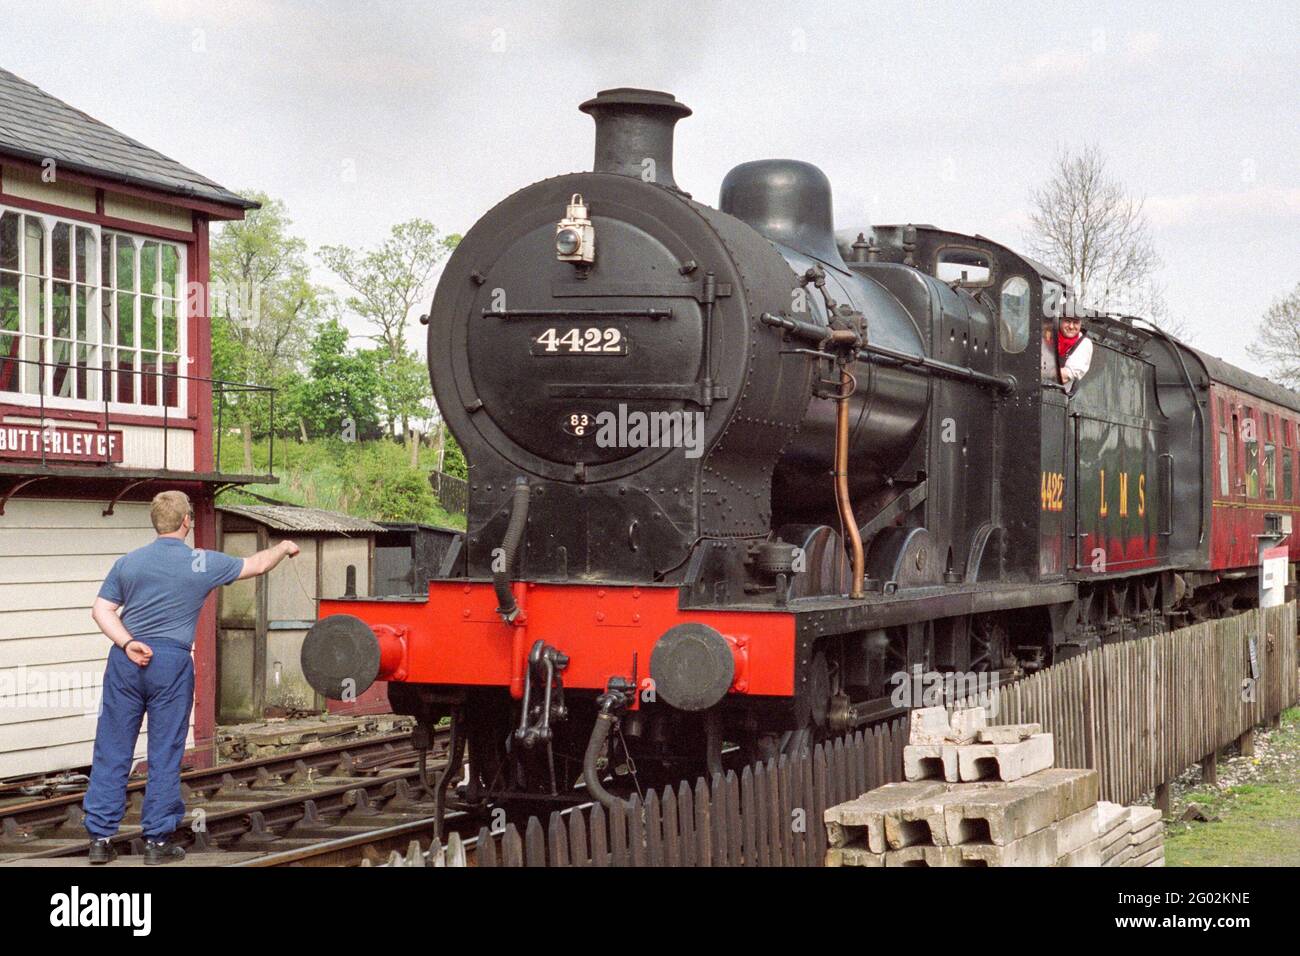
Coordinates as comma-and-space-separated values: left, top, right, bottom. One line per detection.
302, 89, 1300, 808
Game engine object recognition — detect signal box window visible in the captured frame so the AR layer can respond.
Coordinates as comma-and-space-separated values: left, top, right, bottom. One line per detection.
999, 275, 1030, 354
0, 208, 184, 411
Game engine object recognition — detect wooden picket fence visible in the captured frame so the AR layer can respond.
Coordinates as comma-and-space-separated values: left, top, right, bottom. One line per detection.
411, 603, 1298, 867
429, 470, 468, 514
961, 602, 1299, 806
468, 718, 909, 867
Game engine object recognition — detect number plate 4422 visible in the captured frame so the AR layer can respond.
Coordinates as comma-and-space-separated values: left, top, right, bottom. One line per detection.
532, 326, 627, 356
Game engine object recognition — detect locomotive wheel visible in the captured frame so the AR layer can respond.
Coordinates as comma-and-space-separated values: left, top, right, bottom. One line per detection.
969, 616, 1010, 672
784, 650, 835, 757
745, 650, 834, 762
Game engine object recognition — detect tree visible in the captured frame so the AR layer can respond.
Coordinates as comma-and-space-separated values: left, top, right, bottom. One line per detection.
362, 347, 429, 440
211, 192, 329, 468
288, 318, 384, 440
1026, 145, 1188, 338
319, 221, 458, 440
1247, 283, 1300, 388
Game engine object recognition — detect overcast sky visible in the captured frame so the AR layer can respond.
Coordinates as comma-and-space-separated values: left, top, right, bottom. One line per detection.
2, 0, 1295, 372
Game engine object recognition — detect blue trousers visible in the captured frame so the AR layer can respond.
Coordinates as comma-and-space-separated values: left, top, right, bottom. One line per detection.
83, 641, 194, 840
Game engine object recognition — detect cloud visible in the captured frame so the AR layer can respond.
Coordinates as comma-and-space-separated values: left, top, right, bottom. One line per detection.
134, 0, 274, 26
999, 49, 1091, 85
1144, 187, 1300, 227
1124, 31, 1163, 58
998, 30, 1162, 84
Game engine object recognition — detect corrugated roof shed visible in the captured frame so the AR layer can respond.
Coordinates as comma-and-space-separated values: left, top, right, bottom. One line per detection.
0, 67, 255, 209
217, 504, 385, 534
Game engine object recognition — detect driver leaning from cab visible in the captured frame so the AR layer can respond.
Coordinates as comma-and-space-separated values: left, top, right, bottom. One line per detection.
1040, 314, 1093, 394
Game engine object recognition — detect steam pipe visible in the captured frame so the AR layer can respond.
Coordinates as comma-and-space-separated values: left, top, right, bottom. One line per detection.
494, 478, 530, 624
582, 709, 626, 811
834, 366, 866, 599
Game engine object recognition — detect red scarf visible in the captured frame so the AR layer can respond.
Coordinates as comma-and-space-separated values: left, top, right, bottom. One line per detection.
1056, 331, 1081, 362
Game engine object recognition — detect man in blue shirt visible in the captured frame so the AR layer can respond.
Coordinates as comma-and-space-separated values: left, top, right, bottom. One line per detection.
84, 490, 300, 864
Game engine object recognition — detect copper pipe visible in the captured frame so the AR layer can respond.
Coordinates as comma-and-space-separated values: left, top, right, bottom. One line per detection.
834, 366, 865, 599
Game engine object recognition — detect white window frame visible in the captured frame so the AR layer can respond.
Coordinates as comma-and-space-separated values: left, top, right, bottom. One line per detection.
0, 203, 189, 418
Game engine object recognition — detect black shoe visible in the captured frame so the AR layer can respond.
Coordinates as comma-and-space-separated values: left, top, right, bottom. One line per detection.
88, 838, 117, 864
143, 838, 186, 866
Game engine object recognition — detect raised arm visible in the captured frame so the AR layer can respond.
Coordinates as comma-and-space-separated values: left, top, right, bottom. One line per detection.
237, 539, 301, 580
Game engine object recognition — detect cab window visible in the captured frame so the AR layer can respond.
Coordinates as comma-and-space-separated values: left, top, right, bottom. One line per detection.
999, 276, 1030, 354
936, 247, 992, 286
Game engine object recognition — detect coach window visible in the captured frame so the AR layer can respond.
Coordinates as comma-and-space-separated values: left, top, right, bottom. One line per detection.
1284, 445, 1293, 501
1264, 441, 1276, 499
1285, 421, 1295, 500
1219, 430, 1231, 495
1244, 410, 1259, 498
1231, 412, 1241, 494
999, 275, 1030, 353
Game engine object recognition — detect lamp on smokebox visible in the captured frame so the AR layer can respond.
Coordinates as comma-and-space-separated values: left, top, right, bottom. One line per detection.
556, 193, 594, 263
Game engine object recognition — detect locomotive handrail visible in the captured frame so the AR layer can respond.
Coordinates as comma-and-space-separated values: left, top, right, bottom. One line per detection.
482, 308, 674, 319
855, 342, 1016, 394
759, 312, 1016, 393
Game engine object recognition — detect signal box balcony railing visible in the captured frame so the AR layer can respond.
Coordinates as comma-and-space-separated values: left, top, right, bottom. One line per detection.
0, 354, 277, 497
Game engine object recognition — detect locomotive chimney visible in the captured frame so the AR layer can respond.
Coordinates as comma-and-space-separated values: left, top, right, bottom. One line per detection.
579, 88, 691, 190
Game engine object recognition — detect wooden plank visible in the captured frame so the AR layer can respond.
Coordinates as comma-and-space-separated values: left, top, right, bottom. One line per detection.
710, 771, 728, 866
765, 758, 781, 866
662, 784, 681, 867
740, 765, 758, 868
628, 794, 647, 867
725, 770, 743, 867
476, 826, 497, 867
525, 816, 548, 867
568, 808, 588, 867
812, 744, 829, 868
589, 803, 609, 868
501, 823, 524, 867
547, 812, 569, 867
677, 780, 695, 867
800, 748, 816, 867
778, 753, 795, 867
609, 799, 629, 867
645, 789, 664, 867
694, 777, 712, 868
831, 735, 847, 805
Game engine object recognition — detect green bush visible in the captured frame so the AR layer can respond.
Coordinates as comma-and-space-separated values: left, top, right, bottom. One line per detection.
217, 436, 465, 528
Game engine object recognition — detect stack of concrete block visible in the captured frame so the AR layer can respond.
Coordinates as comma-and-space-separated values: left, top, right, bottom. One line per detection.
1128, 806, 1165, 867
825, 708, 1164, 867
1098, 801, 1133, 867
903, 706, 1053, 783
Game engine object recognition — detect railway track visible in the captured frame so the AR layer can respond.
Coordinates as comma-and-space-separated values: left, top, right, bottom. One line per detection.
0, 659, 1065, 868
0, 724, 714, 868
0, 731, 449, 866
